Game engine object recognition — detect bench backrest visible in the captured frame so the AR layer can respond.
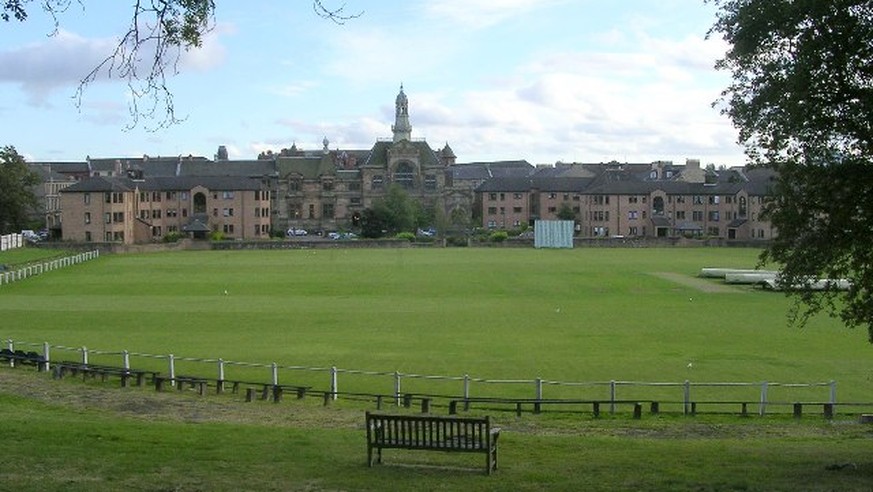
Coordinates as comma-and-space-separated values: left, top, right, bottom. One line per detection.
366, 412, 492, 450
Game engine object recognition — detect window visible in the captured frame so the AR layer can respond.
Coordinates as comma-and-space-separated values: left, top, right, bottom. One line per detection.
84, 193, 91, 205
152, 192, 162, 202
513, 207, 522, 213
548, 193, 557, 199
676, 196, 686, 204
213, 208, 218, 217
223, 224, 235, 234
167, 209, 177, 218
152, 226, 162, 237
708, 226, 720, 236
104, 213, 111, 224
628, 211, 638, 220
166, 191, 176, 200
489, 193, 497, 201
323, 203, 335, 218
708, 195, 720, 205
513, 193, 523, 199
692, 211, 704, 221
348, 181, 361, 191
322, 180, 334, 191
223, 208, 234, 217
152, 210, 161, 219
693, 195, 704, 204
488, 207, 497, 215
84, 212, 91, 224
629, 196, 639, 203
500, 193, 506, 201
708, 211, 720, 221
547, 206, 556, 213
182, 208, 188, 218
487, 220, 497, 229
223, 191, 234, 199
371, 175, 384, 190
104, 193, 111, 204
308, 204, 315, 218
424, 175, 437, 190
394, 162, 415, 189
289, 179, 301, 192
85, 231, 91, 242
181, 191, 189, 200
629, 226, 638, 235
350, 197, 361, 205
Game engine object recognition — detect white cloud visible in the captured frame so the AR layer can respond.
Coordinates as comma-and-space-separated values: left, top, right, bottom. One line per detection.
422, 0, 568, 29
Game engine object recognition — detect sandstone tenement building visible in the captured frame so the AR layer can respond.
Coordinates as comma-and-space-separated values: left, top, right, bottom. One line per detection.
34, 86, 774, 244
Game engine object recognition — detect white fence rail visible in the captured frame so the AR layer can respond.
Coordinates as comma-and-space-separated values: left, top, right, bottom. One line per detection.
2, 339, 840, 416
0, 250, 99, 287
0, 234, 23, 251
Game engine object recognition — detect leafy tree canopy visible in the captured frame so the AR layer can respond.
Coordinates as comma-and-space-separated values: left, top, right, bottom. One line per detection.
0, 146, 40, 234
1, 1, 361, 129
710, 0, 873, 339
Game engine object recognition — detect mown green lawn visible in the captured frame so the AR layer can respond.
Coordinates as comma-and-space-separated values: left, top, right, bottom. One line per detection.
1, 247, 872, 490
1, 248, 869, 402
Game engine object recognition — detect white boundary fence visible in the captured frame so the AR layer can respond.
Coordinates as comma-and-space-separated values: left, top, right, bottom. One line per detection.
0, 234, 23, 251
3, 339, 841, 416
0, 250, 99, 287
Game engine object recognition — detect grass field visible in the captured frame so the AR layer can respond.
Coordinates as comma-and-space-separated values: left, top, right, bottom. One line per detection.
1, 247, 870, 401
1, 247, 872, 490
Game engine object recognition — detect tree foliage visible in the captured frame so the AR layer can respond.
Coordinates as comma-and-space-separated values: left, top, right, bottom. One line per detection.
556, 202, 577, 221
0, 146, 40, 234
710, 0, 873, 339
1, 0, 361, 129
360, 185, 434, 238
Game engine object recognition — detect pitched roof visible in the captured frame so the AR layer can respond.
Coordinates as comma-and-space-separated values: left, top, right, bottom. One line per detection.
61, 175, 267, 193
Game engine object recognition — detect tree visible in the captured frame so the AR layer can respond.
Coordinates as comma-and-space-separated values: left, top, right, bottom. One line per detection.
360, 185, 424, 238
556, 202, 577, 221
710, 1, 873, 339
2, 1, 361, 129
0, 146, 40, 234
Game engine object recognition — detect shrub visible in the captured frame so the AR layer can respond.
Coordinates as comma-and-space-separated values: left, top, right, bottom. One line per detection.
490, 231, 508, 243
210, 230, 225, 241
162, 231, 184, 243
446, 236, 468, 247
395, 232, 415, 242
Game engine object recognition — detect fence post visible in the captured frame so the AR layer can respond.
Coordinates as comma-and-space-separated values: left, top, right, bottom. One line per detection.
759, 381, 768, 416
394, 371, 401, 406
463, 374, 470, 401
610, 380, 616, 414
829, 380, 837, 415
122, 350, 130, 371
6, 339, 13, 368
535, 377, 543, 414
271, 362, 278, 386
81, 346, 89, 366
216, 358, 225, 393
330, 366, 338, 400
42, 341, 50, 372
168, 354, 176, 386
684, 380, 691, 415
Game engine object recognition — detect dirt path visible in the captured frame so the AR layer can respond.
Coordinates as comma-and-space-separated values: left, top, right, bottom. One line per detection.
651, 272, 744, 293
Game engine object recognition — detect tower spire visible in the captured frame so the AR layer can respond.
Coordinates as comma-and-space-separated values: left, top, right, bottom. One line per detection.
392, 83, 412, 143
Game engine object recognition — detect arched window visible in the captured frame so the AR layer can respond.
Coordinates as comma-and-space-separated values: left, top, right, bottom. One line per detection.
193, 192, 206, 214
739, 196, 747, 217
653, 196, 665, 215
394, 162, 415, 189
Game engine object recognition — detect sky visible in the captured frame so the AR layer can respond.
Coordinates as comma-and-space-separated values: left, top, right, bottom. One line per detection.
0, 0, 747, 167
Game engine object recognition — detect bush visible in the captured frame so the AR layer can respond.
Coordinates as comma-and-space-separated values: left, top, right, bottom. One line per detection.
210, 230, 225, 241
446, 236, 468, 247
490, 231, 508, 243
395, 232, 415, 242
162, 231, 184, 243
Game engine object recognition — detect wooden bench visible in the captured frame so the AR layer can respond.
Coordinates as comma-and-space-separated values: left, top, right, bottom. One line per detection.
52, 361, 157, 387
0, 349, 47, 371
154, 375, 209, 395
366, 412, 500, 474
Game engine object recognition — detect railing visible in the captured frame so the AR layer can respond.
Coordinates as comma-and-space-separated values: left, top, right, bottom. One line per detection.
2, 339, 850, 417
0, 250, 99, 286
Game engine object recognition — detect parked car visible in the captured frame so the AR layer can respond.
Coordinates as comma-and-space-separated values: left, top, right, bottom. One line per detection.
286, 228, 308, 237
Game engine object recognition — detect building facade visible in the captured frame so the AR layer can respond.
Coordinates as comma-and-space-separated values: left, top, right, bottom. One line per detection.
477, 160, 775, 240
59, 174, 272, 243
